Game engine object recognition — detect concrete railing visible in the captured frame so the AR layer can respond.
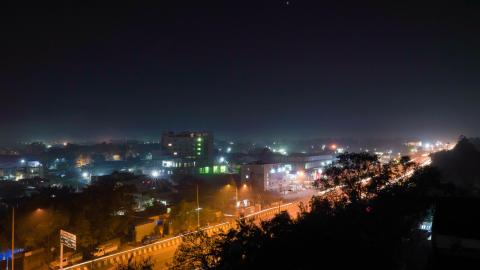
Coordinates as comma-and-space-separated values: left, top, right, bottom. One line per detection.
64, 203, 294, 270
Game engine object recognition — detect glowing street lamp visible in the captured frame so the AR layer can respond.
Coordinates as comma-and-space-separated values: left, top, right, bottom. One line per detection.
225, 184, 239, 207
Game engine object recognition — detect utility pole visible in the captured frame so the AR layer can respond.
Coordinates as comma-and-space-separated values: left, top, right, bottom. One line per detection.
196, 184, 200, 229
235, 186, 238, 207
11, 208, 14, 270
59, 239, 63, 270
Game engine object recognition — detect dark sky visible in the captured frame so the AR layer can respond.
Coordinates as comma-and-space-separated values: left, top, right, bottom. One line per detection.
1, 1, 479, 143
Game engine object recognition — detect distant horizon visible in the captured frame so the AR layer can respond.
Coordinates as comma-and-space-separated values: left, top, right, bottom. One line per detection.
0, 132, 462, 148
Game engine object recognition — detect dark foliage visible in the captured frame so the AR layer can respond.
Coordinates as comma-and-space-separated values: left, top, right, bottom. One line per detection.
172, 166, 441, 270
432, 137, 480, 194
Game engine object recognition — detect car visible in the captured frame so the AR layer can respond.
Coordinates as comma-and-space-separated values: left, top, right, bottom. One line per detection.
142, 235, 162, 245
92, 243, 118, 257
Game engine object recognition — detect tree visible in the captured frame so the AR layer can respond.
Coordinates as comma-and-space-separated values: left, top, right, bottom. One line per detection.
171, 201, 220, 233
167, 163, 439, 270
170, 231, 222, 270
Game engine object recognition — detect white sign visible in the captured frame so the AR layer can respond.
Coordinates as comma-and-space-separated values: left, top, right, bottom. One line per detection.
60, 230, 76, 250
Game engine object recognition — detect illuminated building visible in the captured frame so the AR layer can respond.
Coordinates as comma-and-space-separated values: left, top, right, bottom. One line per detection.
161, 131, 213, 167
240, 155, 334, 192
0, 156, 43, 181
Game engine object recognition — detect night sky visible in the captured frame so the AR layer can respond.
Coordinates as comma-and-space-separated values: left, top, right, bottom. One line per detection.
2, 1, 480, 143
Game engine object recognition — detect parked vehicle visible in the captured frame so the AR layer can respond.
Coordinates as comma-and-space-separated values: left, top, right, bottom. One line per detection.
141, 234, 162, 245
92, 243, 118, 257
49, 252, 83, 269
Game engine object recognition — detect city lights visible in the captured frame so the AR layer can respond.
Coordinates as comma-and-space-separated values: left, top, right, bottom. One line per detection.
0, 3, 475, 269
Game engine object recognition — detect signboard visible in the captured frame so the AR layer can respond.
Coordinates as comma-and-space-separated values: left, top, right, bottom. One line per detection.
60, 230, 76, 250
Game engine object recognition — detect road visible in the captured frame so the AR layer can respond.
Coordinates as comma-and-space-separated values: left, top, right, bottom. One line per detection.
63, 203, 299, 270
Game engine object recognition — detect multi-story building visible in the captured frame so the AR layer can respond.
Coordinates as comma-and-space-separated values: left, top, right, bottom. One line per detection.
0, 156, 43, 181
161, 131, 213, 168
240, 154, 335, 192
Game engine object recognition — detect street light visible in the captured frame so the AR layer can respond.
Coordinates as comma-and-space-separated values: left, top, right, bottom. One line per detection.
196, 185, 200, 228
11, 207, 15, 270
225, 184, 239, 208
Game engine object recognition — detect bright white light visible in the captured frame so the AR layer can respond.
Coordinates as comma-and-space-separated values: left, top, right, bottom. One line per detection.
173, 152, 178, 156
151, 170, 159, 177
20, 159, 26, 164
168, 143, 172, 147
219, 157, 225, 163
226, 147, 232, 153
162, 160, 174, 167
82, 172, 89, 179
270, 168, 276, 174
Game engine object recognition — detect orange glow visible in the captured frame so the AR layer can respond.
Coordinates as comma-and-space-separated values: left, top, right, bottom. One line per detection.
330, 144, 337, 150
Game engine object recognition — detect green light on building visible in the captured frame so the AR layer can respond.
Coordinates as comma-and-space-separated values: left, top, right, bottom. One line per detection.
197, 137, 202, 142
198, 165, 227, 175
197, 152, 201, 155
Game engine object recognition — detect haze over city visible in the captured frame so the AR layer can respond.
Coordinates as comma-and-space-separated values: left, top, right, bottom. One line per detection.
2, 1, 480, 143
